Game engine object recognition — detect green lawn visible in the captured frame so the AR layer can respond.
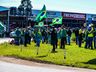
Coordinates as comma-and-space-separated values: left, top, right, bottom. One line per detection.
0, 42, 96, 69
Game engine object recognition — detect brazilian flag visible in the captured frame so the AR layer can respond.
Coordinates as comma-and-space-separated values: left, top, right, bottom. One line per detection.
52, 17, 62, 24
35, 5, 47, 22
0, 21, 5, 32
38, 22, 44, 27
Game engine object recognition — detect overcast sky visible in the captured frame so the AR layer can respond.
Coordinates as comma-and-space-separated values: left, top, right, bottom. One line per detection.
0, 0, 96, 14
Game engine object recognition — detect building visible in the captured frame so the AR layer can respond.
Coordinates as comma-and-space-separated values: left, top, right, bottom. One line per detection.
0, 6, 96, 31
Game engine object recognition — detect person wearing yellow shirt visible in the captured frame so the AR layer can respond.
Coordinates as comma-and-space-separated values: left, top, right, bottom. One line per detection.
87, 25, 94, 49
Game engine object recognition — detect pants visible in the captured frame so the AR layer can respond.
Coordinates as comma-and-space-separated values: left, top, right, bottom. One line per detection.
28, 36, 31, 44
76, 36, 79, 45
42, 36, 45, 43
67, 36, 71, 45
78, 39, 82, 47
88, 37, 93, 49
85, 37, 89, 48
36, 39, 41, 47
24, 38, 27, 47
60, 37, 66, 49
94, 36, 96, 48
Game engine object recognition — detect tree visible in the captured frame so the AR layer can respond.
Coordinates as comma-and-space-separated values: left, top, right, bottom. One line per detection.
18, 0, 33, 26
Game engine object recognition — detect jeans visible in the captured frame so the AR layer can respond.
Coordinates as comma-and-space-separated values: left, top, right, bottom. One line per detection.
76, 36, 79, 45
88, 37, 93, 49
36, 39, 41, 47
67, 36, 71, 45
42, 36, 45, 43
94, 36, 96, 48
85, 37, 89, 48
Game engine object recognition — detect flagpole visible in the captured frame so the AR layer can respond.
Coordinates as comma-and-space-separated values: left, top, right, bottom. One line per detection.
46, 18, 48, 25
8, 10, 10, 32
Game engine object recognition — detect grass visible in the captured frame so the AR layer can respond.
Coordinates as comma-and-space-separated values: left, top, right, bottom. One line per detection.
0, 41, 96, 70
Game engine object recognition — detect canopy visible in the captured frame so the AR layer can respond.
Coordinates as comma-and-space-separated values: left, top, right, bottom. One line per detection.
0, 6, 9, 12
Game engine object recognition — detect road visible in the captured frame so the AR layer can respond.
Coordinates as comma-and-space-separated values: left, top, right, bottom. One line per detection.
0, 38, 13, 44
0, 57, 96, 72
0, 61, 96, 72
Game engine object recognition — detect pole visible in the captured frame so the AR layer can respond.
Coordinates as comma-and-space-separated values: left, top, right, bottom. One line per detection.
46, 18, 48, 25
8, 10, 10, 32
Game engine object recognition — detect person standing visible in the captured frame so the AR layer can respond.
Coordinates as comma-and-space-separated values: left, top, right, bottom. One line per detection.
87, 24, 94, 49
28, 27, 32, 44
51, 27, 57, 52
78, 28, 83, 47
24, 28, 29, 47
67, 27, 72, 45
75, 28, 79, 45
60, 27, 67, 49
84, 28, 89, 49
15, 27, 21, 45
35, 28, 42, 55
93, 28, 96, 49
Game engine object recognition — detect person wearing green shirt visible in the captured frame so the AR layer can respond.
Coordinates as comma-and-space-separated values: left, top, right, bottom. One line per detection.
60, 27, 67, 49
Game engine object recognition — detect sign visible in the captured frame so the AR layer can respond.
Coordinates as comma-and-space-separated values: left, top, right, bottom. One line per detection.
62, 12, 85, 20
32, 10, 62, 18
86, 14, 96, 21
47, 11, 61, 18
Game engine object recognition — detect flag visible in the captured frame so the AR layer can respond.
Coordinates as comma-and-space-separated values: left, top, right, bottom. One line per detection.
38, 22, 44, 27
0, 21, 5, 32
35, 5, 47, 22
52, 17, 62, 24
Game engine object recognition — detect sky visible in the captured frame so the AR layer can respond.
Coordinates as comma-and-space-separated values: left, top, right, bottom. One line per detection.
0, 0, 96, 14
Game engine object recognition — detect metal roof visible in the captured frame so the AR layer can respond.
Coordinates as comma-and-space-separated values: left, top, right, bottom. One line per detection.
0, 6, 9, 12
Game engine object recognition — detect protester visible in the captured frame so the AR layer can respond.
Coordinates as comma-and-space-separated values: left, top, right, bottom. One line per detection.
87, 24, 94, 49
35, 28, 42, 55
24, 28, 29, 47
51, 27, 57, 52
60, 27, 67, 49
78, 27, 83, 47
93, 28, 96, 49
74, 27, 79, 45
15, 27, 21, 45
67, 27, 72, 45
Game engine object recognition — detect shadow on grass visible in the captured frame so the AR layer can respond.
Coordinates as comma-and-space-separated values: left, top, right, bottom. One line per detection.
51, 51, 58, 53
37, 55, 48, 58
83, 58, 96, 65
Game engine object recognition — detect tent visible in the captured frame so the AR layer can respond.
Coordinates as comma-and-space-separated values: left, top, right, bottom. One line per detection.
0, 6, 9, 32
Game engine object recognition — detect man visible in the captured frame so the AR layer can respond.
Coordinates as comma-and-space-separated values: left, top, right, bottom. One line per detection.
51, 27, 57, 52
60, 27, 67, 49
87, 24, 94, 49
35, 28, 42, 55
15, 27, 21, 45
74, 28, 79, 45
24, 28, 29, 47
93, 28, 96, 49
67, 27, 72, 45
78, 27, 83, 47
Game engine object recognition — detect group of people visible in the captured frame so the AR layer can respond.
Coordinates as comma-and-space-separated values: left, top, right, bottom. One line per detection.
9, 24, 96, 54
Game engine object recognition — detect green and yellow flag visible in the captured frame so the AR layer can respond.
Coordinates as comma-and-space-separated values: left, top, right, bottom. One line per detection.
38, 22, 44, 27
35, 5, 47, 22
52, 17, 62, 24
0, 21, 5, 32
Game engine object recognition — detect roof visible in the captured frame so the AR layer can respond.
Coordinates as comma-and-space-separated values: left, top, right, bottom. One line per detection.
0, 6, 9, 12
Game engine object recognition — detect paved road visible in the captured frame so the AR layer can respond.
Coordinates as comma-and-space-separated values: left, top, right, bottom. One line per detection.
0, 60, 96, 72
0, 38, 13, 44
